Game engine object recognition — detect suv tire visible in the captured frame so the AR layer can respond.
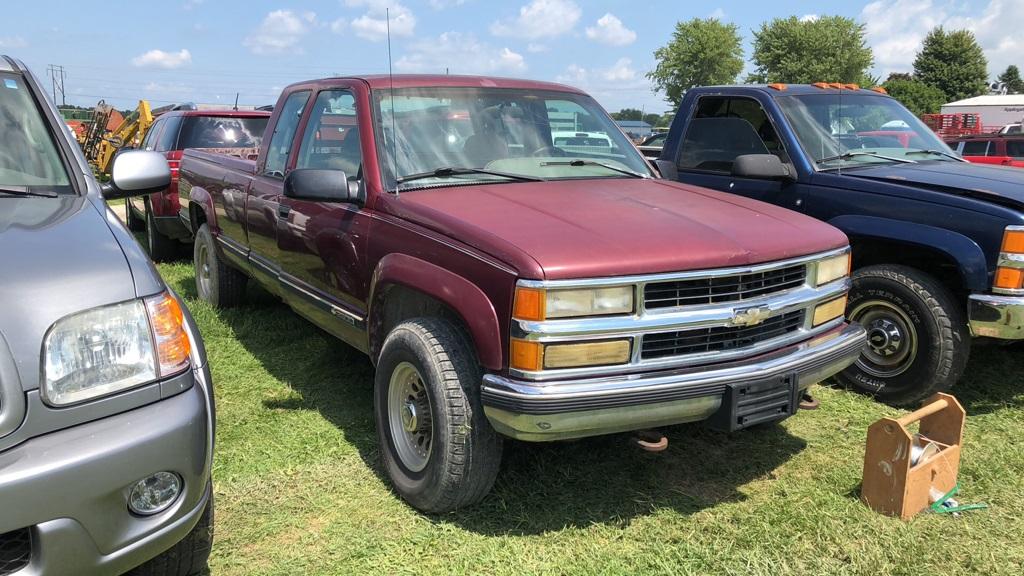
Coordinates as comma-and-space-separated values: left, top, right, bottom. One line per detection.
375, 317, 503, 513
194, 223, 247, 308
836, 264, 969, 407
127, 494, 213, 576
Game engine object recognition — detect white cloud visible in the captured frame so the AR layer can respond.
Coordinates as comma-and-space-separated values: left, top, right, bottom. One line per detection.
554, 58, 659, 112
331, 18, 348, 33
243, 10, 315, 54
527, 43, 548, 53
428, 0, 466, 8
799, 14, 819, 22
585, 13, 636, 46
490, 0, 581, 40
861, 0, 1024, 78
345, 0, 416, 41
0, 36, 27, 48
708, 8, 726, 20
557, 58, 638, 84
599, 58, 636, 81
395, 32, 526, 74
131, 48, 192, 69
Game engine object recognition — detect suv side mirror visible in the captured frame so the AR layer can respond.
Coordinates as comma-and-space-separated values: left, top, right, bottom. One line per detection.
284, 169, 361, 203
101, 150, 171, 200
731, 154, 792, 180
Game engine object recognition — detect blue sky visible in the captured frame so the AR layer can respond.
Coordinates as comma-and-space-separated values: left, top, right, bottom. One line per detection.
2, 0, 1019, 114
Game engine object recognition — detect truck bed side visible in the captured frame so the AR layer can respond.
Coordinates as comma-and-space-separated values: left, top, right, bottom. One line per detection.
179, 148, 258, 261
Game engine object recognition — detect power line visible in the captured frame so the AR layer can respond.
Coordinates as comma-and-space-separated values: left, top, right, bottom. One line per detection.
46, 64, 66, 106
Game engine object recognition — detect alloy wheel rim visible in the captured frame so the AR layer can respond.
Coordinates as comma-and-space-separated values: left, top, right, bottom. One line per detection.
197, 242, 212, 298
387, 362, 433, 472
849, 299, 918, 378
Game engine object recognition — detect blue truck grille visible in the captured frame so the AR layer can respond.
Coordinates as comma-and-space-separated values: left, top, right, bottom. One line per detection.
643, 264, 807, 309
641, 310, 805, 360
0, 528, 31, 575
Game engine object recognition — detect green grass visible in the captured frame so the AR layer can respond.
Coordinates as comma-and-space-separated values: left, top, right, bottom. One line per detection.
153, 260, 1024, 576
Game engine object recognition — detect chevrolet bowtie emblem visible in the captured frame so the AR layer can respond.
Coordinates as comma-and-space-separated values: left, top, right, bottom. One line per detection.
730, 306, 772, 327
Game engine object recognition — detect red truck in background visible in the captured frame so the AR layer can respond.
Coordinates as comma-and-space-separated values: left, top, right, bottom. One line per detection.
126, 108, 270, 260
176, 75, 866, 512
946, 134, 1024, 168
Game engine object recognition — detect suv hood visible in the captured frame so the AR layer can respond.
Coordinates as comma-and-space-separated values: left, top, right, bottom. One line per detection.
390, 178, 847, 279
0, 196, 136, 390
844, 161, 1024, 208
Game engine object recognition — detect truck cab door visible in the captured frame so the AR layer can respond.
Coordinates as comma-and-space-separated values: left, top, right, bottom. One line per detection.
276, 88, 369, 349
246, 90, 311, 294
670, 95, 801, 211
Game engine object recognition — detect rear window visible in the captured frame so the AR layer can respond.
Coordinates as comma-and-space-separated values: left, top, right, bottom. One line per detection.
177, 116, 268, 150
961, 140, 989, 156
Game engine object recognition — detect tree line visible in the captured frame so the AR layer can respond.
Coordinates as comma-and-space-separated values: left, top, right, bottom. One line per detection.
637, 16, 1019, 118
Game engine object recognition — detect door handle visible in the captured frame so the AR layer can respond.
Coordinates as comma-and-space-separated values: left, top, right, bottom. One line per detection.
278, 204, 290, 218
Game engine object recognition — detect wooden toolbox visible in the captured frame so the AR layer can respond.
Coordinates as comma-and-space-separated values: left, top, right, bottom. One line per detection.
861, 393, 965, 520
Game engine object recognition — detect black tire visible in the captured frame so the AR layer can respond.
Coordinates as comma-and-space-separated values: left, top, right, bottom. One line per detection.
127, 494, 213, 576
146, 201, 182, 262
126, 199, 145, 232
836, 264, 969, 407
374, 317, 503, 513
193, 223, 247, 308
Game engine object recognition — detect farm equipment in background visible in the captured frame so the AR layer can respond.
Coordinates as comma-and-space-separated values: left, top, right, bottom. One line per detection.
83, 99, 155, 176
921, 113, 995, 138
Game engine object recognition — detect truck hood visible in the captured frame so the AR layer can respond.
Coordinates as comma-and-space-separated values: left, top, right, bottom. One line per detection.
0, 196, 137, 390
844, 161, 1024, 208
390, 178, 848, 279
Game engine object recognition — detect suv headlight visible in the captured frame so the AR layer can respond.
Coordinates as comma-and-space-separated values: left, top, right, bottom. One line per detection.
514, 285, 634, 320
814, 252, 851, 286
42, 292, 191, 406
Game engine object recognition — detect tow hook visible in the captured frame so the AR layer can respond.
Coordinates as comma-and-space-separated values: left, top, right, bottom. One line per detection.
799, 392, 820, 410
632, 429, 668, 452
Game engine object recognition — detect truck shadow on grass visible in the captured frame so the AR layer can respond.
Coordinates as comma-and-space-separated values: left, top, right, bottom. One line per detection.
184, 278, 810, 535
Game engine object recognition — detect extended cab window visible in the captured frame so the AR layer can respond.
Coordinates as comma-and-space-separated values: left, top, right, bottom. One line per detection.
0, 72, 72, 193
677, 96, 785, 173
295, 90, 361, 177
961, 140, 989, 156
264, 91, 311, 177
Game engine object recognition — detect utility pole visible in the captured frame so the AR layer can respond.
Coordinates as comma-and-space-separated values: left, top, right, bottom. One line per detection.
46, 64, 66, 107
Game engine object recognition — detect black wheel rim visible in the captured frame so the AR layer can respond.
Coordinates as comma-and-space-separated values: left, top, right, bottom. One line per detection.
849, 299, 918, 378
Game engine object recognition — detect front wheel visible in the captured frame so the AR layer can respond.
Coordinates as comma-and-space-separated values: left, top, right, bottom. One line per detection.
193, 223, 247, 308
375, 318, 503, 513
127, 494, 213, 576
836, 264, 969, 406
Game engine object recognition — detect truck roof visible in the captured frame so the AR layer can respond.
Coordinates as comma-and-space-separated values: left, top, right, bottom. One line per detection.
690, 84, 893, 98
288, 74, 586, 94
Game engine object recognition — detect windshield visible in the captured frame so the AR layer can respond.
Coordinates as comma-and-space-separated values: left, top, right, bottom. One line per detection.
0, 72, 72, 193
777, 94, 957, 169
178, 115, 268, 149
372, 87, 652, 189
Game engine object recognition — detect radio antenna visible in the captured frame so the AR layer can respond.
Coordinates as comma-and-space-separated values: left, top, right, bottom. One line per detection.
387, 7, 399, 197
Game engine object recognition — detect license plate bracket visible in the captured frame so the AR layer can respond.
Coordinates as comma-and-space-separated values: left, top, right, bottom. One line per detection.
707, 373, 799, 432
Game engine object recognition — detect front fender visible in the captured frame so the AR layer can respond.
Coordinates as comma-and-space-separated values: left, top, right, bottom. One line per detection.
828, 214, 988, 292
187, 186, 217, 233
369, 253, 504, 370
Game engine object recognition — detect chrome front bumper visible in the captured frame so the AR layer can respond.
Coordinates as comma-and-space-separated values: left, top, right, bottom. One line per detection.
482, 322, 866, 441
968, 293, 1024, 340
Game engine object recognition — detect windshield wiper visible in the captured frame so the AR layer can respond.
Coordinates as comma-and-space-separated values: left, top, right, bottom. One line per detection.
396, 167, 545, 185
817, 150, 917, 166
904, 149, 966, 162
539, 159, 647, 178
0, 186, 58, 198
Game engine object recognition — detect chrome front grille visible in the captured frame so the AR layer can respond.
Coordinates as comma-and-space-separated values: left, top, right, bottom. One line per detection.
641, 310, 805, 360
0, 528, 31, 575
644, 264, 806, 309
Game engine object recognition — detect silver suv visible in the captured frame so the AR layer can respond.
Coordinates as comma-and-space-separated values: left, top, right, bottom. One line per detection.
0, 56, 214, 575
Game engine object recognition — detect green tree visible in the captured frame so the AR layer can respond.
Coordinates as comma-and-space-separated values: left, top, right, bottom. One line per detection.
648, 18, 744, 107
611, 108, 643, 121
998, 65, 1024, 94
881, 78, 947, 116
748, 16, 873, 84
642, 113, 662, 128
912, 27, 988, 102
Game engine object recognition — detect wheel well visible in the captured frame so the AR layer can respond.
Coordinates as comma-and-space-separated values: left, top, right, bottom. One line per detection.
850, 238, 969, 301
190, 203, 207, 233
370, 284, 476, 364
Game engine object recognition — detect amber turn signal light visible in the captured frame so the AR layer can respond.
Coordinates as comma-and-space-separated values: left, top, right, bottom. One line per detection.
510, 339, 543, 372
513, 287, 546, 321
1001, 228, 1024, 254
995, 267, 1024, 291
145, 292, 191, 376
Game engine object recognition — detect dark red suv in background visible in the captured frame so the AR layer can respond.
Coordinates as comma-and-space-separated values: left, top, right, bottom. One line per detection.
126, 108, 270, 260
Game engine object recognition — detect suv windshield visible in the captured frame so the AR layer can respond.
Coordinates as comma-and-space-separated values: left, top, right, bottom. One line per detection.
0, 72, 71, 193
177, 115, 268, 150
373, 87, 652, 189
777, 93, 957, 169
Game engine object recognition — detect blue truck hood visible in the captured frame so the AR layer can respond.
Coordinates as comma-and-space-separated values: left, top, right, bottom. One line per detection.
841, 161, 1024, 208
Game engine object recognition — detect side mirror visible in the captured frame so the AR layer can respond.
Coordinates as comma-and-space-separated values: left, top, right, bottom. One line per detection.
731, 154, 792, 180
101, 150, 171, 200
283, 169, 361, 204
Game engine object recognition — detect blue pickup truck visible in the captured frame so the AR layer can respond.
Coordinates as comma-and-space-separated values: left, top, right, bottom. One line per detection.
657, 84, 1024, 406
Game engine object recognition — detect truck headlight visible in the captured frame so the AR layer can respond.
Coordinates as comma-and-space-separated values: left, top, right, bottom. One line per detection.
514, 285, 633, 320
42, 292, 191, 406
815, 252, 851, 286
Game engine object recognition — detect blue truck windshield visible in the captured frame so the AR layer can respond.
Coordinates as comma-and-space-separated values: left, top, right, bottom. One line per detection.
777, 94, 957, 169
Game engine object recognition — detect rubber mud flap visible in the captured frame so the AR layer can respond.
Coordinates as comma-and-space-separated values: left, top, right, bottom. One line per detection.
707, 373, 799, 432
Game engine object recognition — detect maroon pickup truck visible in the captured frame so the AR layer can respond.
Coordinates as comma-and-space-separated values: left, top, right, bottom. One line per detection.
178, 75, 866, 512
